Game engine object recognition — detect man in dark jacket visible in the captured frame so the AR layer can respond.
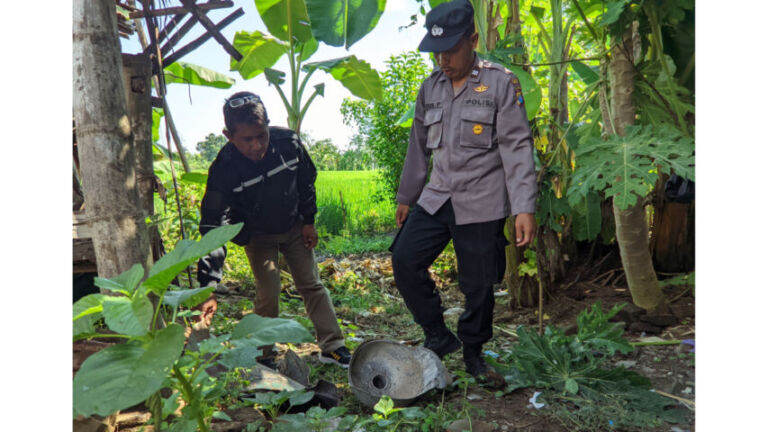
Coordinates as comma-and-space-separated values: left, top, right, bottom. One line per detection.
195, 91, 351, 367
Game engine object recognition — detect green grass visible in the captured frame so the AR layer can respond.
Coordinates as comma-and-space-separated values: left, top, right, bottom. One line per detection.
315, 171, 396, 237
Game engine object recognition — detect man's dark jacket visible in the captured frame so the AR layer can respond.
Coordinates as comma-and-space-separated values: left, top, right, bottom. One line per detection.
197, 126, 317, 286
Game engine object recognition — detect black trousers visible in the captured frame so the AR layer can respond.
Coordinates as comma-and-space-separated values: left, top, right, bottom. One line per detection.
390, 200, 507, 347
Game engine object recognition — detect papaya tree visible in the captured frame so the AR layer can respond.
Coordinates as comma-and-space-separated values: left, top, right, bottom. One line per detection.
229, 0, 386, 134
568, 0, 695, 311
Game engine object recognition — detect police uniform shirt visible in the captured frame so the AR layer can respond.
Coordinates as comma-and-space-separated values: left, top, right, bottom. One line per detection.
396, 54, 537, 225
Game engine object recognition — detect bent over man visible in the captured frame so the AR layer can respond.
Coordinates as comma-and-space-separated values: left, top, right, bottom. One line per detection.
195, 92, 351, 367
391, 0, 538, 378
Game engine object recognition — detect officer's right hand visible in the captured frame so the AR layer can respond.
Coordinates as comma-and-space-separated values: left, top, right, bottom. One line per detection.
395, 204, 410, 228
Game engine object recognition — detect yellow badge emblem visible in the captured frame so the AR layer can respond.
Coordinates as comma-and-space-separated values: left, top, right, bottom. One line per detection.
473, 124, 484, 135
474, 84, 488, 93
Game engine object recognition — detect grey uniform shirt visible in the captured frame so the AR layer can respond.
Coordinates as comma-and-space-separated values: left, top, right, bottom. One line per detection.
396, 55, 537, 225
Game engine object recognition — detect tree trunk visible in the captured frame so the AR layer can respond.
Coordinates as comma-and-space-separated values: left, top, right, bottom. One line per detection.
73, 0, 152, 278
122, 53, 165, 261
607, 25, 666, 311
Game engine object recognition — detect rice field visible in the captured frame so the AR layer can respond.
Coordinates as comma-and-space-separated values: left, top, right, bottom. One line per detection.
314, 170, 396, 237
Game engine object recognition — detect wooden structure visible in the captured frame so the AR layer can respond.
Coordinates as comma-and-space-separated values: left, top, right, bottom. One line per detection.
73, 0, 244, 276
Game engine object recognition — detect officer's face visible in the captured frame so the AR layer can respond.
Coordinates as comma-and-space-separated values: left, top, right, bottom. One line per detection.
435, 32, 478, 80
224, 122, 270, 161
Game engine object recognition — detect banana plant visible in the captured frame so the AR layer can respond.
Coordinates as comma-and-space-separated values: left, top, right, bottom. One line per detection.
230, 0, 386, 133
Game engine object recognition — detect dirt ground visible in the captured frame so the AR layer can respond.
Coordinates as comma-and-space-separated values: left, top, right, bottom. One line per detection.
85, 250, 695, 432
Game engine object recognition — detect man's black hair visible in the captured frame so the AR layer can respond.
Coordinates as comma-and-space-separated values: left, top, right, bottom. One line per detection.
223, 91, 270, 134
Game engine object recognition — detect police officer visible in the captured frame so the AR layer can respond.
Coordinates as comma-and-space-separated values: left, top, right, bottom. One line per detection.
391, 0, 537, 378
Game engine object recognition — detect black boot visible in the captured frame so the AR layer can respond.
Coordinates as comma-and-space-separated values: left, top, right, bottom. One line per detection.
463, 344, 490, 377
423, 323, 461, 359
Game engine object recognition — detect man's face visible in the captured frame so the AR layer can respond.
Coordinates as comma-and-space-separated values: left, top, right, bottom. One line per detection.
224, 122, 270, 161
434, 33, 478, 80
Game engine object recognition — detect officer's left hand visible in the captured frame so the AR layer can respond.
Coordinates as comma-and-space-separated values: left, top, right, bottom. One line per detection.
302, 224, 319, 249
515, 213, 537, 247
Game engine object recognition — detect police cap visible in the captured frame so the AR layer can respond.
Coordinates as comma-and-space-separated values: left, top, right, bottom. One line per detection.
417, 0, 475, 53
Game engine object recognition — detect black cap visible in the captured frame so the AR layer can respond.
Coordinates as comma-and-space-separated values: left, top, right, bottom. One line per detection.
417, 0, 475, 53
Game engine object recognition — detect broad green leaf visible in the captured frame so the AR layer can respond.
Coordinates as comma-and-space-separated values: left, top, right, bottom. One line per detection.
231, 314, 314, 345
298, 37, 319, 62
303, 55, 382, 100
164, 62, 235, 89
255, 0, 313, 43
569, 124, 695, 210
305, 0, 386, 49
572, 192, 602, 241
313, 82, 325, 96
428, 0, 450, 7
93, 263, 144, 296
180, 171, 208, 185
219, 338, 263, 369
599, 0, 630, 26
289, 390, 315, 406
397, 102, 415, 128
231, 30, 288, 80
142, 224, 243, 294
73, 294, 106, 336
162, 286, 216, 309
102, 295, 153, 336
73, 324, 186, 417
570, 61, 599, 85
198, 334, 231, 355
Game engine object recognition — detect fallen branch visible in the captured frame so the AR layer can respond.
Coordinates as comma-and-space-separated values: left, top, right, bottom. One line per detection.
653, 389, 695, 409
494, 325, 519, 338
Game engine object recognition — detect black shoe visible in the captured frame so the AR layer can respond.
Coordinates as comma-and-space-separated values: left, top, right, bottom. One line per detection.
463, 345, 490, 377
319, 346, 351, 368
423, 324, 462, 359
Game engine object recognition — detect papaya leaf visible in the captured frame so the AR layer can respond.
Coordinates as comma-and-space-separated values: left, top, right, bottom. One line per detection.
303, 56, 382, 100
230, 30, 288, 80
569, 124, 694, 211
142, 224, 243, 295
164, 62, 235, 89
305, 0, 386, 49
73, 324, 186, 417
255, 0, 313, 43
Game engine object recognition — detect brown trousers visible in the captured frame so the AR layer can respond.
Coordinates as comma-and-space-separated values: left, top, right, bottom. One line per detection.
244, 222, 344, 353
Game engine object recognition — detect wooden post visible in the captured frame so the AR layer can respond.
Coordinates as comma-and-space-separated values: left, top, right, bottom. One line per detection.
122, 53, 165, 261
73, 0, 152, 278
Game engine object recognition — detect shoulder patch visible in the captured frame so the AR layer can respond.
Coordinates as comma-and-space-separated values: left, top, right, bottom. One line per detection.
510, 76, 524, 106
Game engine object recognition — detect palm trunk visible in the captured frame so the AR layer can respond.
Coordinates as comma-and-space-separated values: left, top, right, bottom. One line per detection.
607, 25, 665, 311
73, 0, 152, 278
